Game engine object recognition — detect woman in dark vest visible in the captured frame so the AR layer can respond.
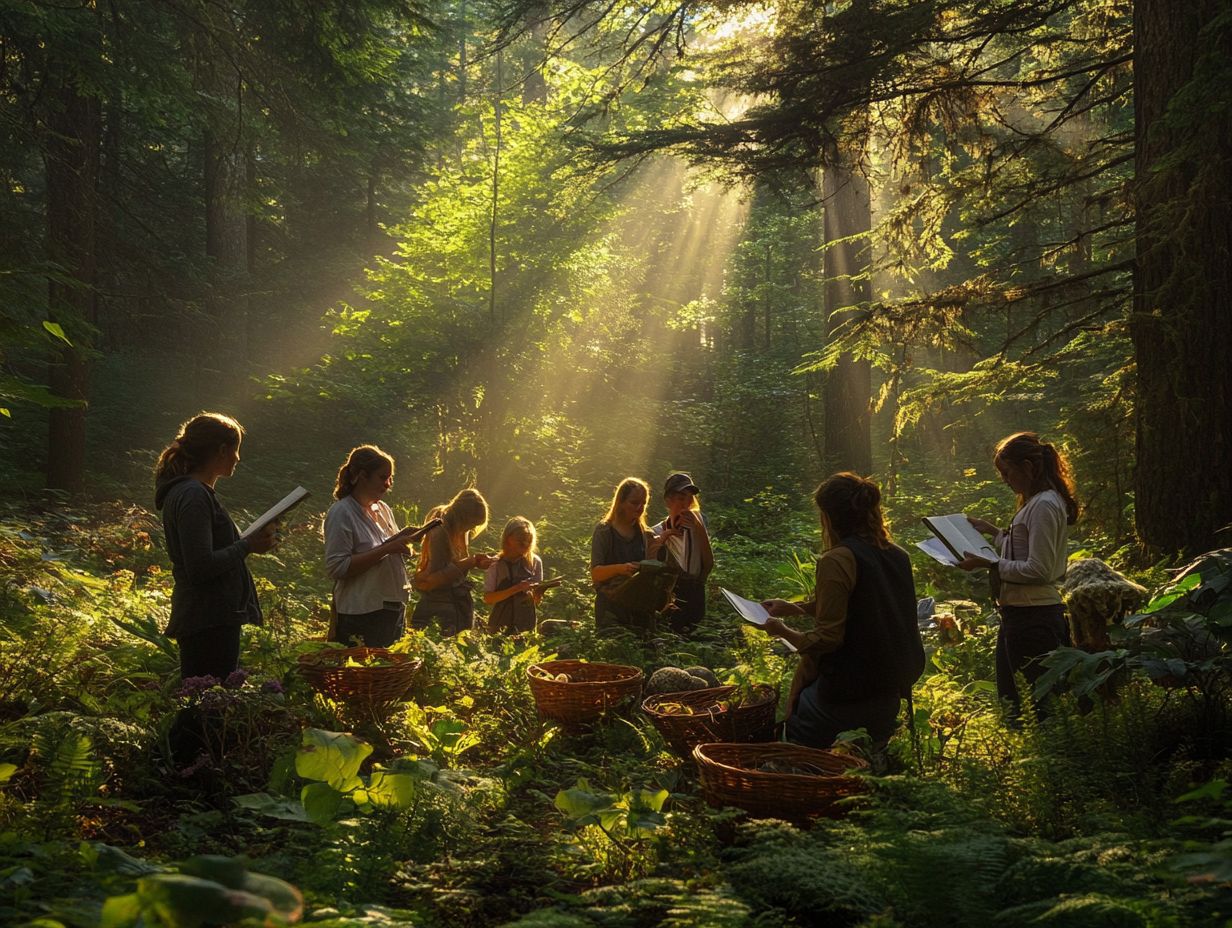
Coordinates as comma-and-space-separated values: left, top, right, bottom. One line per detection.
589, 477, 667, 634
760, 473, 924, 749
154, 412, 278, 680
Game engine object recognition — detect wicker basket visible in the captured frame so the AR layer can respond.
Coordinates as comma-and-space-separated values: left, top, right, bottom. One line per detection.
692, 742, 869, 823
527, 660, 644, 725
296, 647, 421, 708
642, 685, 778, 758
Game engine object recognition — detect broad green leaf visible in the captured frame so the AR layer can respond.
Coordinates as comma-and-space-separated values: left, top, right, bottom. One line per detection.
301, 782, 345, 825
100, 892, 142, 928
0, 763, 16, 784
367, 769, 418, 809
233, 792, 311, 822
296, 729, 372, 790
240, 872, 303, 923
136, 873, 268, 928
554, 782, 611, 823
179, 855, 246, 889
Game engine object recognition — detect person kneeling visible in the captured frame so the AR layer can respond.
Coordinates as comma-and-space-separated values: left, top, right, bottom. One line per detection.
760, 473, 925, 752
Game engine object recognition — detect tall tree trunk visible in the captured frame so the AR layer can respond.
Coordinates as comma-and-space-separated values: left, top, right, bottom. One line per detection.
821, 150, 873, 476
1131, 0, 1232, 555
204, 119, 249, 374
522, 1, 549, 105
44, 65, 101, 494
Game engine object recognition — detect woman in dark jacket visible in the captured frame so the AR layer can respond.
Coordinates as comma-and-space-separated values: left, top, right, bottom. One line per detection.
154, 413, 277, 680
760, 473, 925, 750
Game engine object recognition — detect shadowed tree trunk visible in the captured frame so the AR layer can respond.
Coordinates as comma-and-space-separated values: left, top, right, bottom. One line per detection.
821, 147, 873, 476
1131, 0, 1232, 554
45, 57, 101, 494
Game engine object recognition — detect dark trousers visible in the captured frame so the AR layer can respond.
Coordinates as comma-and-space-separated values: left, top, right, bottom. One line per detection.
996, 603, 1069, 715
333, 604, 406, 649
412, 589, 474, 637
177, 625, 242, 680
667, 575, 706, 634
786, 679, 901, 749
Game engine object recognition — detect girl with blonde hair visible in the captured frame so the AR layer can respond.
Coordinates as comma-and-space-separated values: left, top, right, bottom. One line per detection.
483, 517, 545, 634
412, 488, 494, 636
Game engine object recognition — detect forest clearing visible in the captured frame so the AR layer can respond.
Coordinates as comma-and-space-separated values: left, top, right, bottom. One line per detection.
1, 0, 1230, 925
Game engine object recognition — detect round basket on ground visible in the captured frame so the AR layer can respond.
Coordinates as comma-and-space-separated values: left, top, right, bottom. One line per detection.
527, 660, 644, 726
692, 742, 869, 823
642, 684, 779, 758
296, 647, 421, 710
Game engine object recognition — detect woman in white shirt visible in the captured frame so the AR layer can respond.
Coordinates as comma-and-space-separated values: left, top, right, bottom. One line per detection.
324, 445, 417, 647
959, 432, 1079, 714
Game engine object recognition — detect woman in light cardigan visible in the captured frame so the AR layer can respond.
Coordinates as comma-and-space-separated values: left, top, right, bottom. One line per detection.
959, 432, 1079, 714
324, 445, 416, 647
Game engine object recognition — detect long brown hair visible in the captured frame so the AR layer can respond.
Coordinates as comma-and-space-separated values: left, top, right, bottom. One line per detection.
333, 445, 395, 500
154, 413, 243, 482
813, 472, 892, 548
994, 432, 1079, 525
602, 477, 650, 530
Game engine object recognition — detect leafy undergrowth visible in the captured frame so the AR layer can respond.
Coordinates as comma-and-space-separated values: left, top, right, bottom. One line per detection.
1, 502, 1229, 927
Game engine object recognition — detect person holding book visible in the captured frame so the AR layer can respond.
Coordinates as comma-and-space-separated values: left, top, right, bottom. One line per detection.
957, 432, 1079, 714
412, 488, 494, 636
650, 473, 714, 635
484, 517, 545, 634
759, 473, 924, 751
589, 477, 668, 635
154, 412, 277, 680
324, 445, 419, 648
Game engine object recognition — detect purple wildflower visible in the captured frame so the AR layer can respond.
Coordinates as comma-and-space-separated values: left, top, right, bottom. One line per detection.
177, 675, 220, 698
224, 669, 249, 689
260, 679, 285, 695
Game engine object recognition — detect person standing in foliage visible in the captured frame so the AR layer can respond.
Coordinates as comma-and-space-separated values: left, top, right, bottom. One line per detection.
484, 517, 544, 635
324, 445, 419, 648
154, 413, 277, 680
589, 477, 668, 635
412, 488, 493, 636
958, 432, 1079, 716
760, 473, 925, 751
650, 472, 714, 635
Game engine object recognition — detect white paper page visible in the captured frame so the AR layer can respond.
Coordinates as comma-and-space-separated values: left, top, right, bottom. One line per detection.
924, 514, 1000, 562
242, 486, 310, 540
721, 588, 771, 624
720, 588, 798, 652
916, 537, 960, 566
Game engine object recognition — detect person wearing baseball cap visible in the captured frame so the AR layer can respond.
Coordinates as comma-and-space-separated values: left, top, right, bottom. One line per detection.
652, 472, 714, 634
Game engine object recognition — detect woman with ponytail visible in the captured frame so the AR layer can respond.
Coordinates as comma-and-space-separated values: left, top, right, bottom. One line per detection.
759, 473, 925, 751
154, 413, 277, 679
323, 445, 418, 647
960, 432, 1079, 714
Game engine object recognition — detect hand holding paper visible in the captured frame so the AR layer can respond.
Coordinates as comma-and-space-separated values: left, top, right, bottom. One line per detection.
721, 588, 798, 652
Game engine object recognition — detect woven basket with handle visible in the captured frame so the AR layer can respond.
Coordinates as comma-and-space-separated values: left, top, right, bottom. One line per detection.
692, 741, 868, 823
642, 684, 778, 758
527, 659, 644, 725
296, 647, 420, 709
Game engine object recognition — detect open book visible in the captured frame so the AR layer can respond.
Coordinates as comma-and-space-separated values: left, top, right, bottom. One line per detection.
919, 514, 999, 566
720, 588, 798, 652
241, 486, 310, 540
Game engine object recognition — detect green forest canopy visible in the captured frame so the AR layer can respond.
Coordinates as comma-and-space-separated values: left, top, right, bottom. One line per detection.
0, 0, 1228, 555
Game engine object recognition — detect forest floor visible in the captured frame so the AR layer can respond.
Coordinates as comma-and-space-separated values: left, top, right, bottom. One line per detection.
1, 500, 1229, 928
